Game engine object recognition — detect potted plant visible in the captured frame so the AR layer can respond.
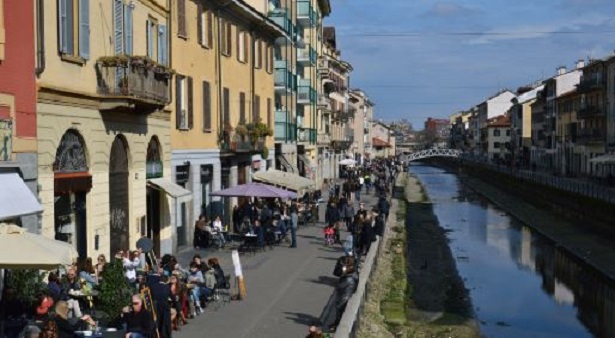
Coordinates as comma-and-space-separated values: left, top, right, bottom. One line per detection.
98, 259, 132, 327
261, 145, 269, 160
235, 124, 248, 137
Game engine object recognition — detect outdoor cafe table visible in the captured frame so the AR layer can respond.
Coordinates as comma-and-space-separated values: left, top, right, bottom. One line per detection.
242, 233, 258, 254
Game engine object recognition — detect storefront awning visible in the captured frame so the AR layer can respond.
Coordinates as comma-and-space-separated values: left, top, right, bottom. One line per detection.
276, 155, 297, 173
253, 169, 316, 192
147, 178, 193, 203
0, 173, 43, 221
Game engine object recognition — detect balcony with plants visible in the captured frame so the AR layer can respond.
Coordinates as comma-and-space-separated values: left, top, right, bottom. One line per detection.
96, 55, 173, 111
220, 122, 271, 153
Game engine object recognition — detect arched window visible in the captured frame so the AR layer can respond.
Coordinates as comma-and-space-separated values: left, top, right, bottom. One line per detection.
146, 136, 163, 178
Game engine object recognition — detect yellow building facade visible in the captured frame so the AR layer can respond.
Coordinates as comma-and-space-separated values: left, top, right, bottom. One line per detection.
37, 0, 177, 258
169, 0, 287, 243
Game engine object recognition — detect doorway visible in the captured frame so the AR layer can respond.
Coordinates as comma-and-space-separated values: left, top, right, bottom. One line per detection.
109, 136, 129, 256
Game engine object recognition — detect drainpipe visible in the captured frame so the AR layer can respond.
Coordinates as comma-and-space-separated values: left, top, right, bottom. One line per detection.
250, 29, 256, 123
216, 1, 233, 136
35, 0, 46, 77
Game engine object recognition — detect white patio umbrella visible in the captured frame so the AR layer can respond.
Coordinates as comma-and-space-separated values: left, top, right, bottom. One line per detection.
0, 224, 78, 269
339, 159, 357, 166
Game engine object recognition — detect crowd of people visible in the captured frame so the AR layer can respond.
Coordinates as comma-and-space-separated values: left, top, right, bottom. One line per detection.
1, 249, 230, 338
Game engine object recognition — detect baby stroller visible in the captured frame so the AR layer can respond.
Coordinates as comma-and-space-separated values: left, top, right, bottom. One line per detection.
324, 226, 335, 246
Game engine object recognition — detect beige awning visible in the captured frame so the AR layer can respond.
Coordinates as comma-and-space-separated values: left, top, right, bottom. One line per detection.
148, 178, 193, 203
253, 169, 316, 192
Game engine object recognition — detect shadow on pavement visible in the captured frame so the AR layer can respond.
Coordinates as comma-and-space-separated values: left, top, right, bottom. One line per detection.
306, 275, 338, 287
284, 312, 323, 327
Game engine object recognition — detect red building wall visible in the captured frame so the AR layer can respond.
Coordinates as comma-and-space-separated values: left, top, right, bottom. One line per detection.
0, 0, 36, 138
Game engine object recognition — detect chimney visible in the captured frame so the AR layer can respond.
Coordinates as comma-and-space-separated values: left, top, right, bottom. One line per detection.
576, 59, 585, 69
557, 66, 567, 75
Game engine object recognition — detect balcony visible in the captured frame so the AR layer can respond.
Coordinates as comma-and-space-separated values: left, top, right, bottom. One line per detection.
317, 133, 330, 145
317, 94, 330, 108
577, 105, 605, 119
317, 58, 330, 78
577, 75, 606, 93
274, 122, 297, 142
578, 128, 605, 144
330, 140, 352, 150
96, 55, 172, 111
297, 79, 316, 105
297, 0, 317, 27
274, 60, 294, 92
268, 8, 292, 34
220, 132, 266, 153
297, 45, 317, 65
297, 128, 317, 144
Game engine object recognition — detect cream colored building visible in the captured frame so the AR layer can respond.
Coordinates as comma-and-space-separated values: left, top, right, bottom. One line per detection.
37, 0, 177, 258
349, 89, 374, 164
170, 0, 286, 245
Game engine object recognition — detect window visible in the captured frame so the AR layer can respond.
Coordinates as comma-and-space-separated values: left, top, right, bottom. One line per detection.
158, 25, 168, 65
237, 30, 248, 63
146, 19, 157, 60
239, 92, 246, 124
197, 4, 213, 48
494, 142, 501, 149
177, 0, 187, 38
112, 1, 132, 55
493, 129, 500, 137
255, 40, 262, 69
266, 44, 274, 73
253, 96, 261, 122
506, 129, 510, 136
221, 20, 232, 56
223, 88, 230, 129
202, 81, 211, 131
175, 75, 193, 130
58, 0, 90, 60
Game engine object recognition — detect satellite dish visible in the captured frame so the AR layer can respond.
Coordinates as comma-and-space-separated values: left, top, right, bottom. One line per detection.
137, 237, 154, 253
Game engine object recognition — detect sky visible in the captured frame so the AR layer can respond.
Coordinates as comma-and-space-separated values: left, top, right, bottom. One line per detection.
325, 0, 615, 130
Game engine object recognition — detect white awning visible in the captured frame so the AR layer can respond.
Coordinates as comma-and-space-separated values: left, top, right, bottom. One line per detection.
253, 169, 316, 192
0, 173, 43, 221
147, 178, 193, 203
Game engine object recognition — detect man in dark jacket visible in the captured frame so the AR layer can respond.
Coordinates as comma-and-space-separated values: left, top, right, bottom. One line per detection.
122, 294, 155, 338
330, 256, 359, 332
378, 196, 390, 221
325, 202, 340, 225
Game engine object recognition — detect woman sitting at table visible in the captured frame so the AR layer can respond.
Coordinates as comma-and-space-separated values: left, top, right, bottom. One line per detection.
77, 257, 98, 287
211, 215, 226, 247
53, 301, 95, 338
169, 273, 188, 330
207, 258, 227, 292
95, 254, 107, 283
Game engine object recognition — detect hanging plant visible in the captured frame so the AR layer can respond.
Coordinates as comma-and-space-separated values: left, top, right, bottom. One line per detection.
261, 145, 269, 160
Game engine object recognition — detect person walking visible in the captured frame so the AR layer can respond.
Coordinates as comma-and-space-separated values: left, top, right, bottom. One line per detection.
290, 202, 299, 248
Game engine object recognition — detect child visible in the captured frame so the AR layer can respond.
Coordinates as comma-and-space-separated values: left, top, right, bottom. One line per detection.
324, 224, 335, 246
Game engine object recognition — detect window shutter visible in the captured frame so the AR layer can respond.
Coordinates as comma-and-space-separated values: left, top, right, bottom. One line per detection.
175, 76, 182, 129
254, 95, 260, 122
239, 93, 245, 124
203, 81, 211, 130
226, 22, 232, 55
158, 25, 167, 65
78, 0, 90, 59
114, 0, 123, 55
244, 33, 249, 63
146, 20, 152, 58
178, 0, 186, 37
236, 30, 241, 62
197, 3, 203, 45
223, 88, 230, 127
267, 98, 272, 128
124, 3, 133, 55
58, 0, 67, 53
188, 77, 194, 129
207, 12, 213, 48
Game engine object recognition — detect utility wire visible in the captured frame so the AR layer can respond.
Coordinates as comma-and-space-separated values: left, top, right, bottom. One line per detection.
341, 30, 615, 37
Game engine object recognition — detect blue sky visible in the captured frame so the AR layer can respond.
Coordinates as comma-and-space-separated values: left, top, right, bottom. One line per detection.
326, 0, 615, 130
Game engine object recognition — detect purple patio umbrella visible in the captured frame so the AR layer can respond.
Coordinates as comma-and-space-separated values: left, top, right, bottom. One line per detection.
209, 182, 298, 199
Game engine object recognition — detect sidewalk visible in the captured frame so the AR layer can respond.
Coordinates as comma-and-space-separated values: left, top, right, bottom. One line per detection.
173, 182, 384, 337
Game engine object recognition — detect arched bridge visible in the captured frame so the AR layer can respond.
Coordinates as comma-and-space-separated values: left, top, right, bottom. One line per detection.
401, 148, 461, 162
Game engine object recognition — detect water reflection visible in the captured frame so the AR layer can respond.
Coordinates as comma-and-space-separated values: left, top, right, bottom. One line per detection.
409, 165, 615, 338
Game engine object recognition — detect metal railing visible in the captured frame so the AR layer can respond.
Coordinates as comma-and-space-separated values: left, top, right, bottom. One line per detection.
96, 62, 171, 106
462, 157, 615, 204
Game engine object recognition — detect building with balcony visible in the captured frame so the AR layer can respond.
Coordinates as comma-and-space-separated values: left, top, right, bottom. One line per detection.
371, 122, 394, 158
509, 84, 543, 169
318, 26, 352, 182
349, 89, 374, 164
36, 0, 175, 258
486, 115, 512, 164
170, 0, 286, 248
0, 0, 42, 231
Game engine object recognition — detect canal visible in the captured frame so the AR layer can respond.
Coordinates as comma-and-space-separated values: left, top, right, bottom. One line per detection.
409, 164, 615, 338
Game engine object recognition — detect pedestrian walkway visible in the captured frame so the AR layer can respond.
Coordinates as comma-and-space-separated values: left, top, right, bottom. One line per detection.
173, 182, 384, 337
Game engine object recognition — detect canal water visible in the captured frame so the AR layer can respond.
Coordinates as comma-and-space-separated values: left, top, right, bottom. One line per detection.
409, 164, 615, 338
